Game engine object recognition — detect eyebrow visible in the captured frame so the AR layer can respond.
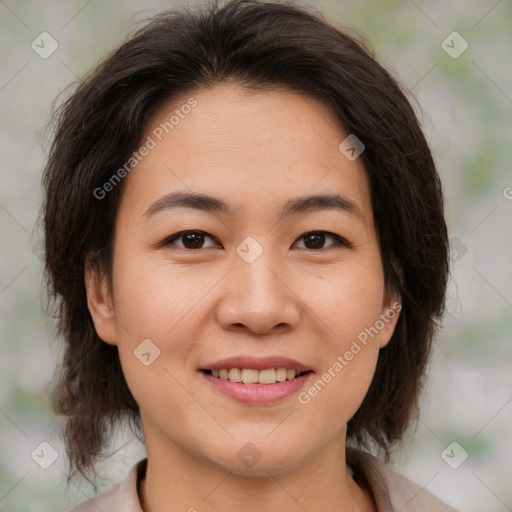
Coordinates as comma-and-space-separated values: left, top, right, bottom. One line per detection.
142, 190, 366, 223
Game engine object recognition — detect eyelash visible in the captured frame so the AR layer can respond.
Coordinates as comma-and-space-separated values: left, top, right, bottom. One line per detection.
161, 230, 351, 251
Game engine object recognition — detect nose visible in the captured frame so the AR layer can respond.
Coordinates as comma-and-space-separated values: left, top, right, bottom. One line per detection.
215, 246, 301, 335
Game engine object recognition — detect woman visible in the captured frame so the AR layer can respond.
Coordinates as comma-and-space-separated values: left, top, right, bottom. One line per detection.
42, 0, 456, 510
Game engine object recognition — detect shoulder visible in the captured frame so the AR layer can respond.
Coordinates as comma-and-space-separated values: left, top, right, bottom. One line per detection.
65, 458, 147, 512
347, 448, 460, 512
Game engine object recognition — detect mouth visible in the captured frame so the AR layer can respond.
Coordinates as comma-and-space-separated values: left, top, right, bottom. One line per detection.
199, 369, 314, 404
198, 356, 314, 404
200, 368, 314, 384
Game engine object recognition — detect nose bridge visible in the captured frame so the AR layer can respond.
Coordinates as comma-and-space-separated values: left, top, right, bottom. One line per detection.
235, 237, 285, 309
216, 236, 300, 334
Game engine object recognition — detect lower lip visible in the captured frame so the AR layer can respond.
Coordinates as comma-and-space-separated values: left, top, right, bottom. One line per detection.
200, 371, 313, 404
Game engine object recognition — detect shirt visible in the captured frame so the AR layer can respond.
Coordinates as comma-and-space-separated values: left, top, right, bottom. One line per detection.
66, 448, 459, 511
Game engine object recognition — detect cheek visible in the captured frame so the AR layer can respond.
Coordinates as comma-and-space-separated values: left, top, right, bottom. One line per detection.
296, 259, 384, 415
112, 255, 208, 339
108, 259, 208, 401
110, 259, 203, 418
298, 309, 381, 430
306, 259, 385, 343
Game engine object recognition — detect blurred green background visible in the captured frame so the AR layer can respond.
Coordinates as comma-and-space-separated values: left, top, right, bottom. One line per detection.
0, 0, 511, 510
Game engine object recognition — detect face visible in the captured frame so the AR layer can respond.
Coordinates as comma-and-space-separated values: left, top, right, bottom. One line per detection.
86, 83, 400, 477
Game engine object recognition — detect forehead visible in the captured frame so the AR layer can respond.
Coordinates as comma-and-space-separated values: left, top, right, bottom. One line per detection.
117, 83, 373, 226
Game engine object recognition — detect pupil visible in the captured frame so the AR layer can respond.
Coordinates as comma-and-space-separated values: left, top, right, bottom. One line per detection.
184, 232, 203, 248
306, 232, 324, 249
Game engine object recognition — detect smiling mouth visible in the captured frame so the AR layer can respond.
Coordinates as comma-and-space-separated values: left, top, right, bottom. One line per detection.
200, 368, 313, 385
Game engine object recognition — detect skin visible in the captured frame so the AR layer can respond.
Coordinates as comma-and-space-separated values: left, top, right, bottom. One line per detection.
85, 82, 401, 512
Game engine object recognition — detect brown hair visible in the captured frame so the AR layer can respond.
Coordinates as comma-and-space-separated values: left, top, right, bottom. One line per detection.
41, 0, 449, 484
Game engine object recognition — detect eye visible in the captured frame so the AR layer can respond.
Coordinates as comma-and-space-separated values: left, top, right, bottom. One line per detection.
163, 230, 219, 250
160, 230, 350, 251
293, 231, 350, 250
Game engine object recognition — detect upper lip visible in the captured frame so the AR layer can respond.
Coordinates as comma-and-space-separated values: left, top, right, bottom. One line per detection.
200, 356, 313, 373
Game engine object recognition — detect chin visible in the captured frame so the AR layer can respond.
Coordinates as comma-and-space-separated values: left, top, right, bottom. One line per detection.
203, 441, 308, 477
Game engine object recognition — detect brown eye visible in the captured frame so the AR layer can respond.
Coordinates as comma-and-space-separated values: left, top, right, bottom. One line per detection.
165, 231, 218, 249
294, 231, 349, 250
161, 230, 349, 251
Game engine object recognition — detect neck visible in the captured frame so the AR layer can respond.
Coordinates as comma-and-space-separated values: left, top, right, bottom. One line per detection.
138, 430, 375, 512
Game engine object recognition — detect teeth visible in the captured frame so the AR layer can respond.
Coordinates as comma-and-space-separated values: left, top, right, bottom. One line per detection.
229, 368, 242, 382
276, 368, 287, 381
241, 369, 259, 383
209, 368, 302, 384
258, 368, 276, 384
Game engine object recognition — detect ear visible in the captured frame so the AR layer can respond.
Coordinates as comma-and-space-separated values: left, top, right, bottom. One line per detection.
377, 257, 403, 349
84, 254, 118, 346
377, 284, 402, 350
